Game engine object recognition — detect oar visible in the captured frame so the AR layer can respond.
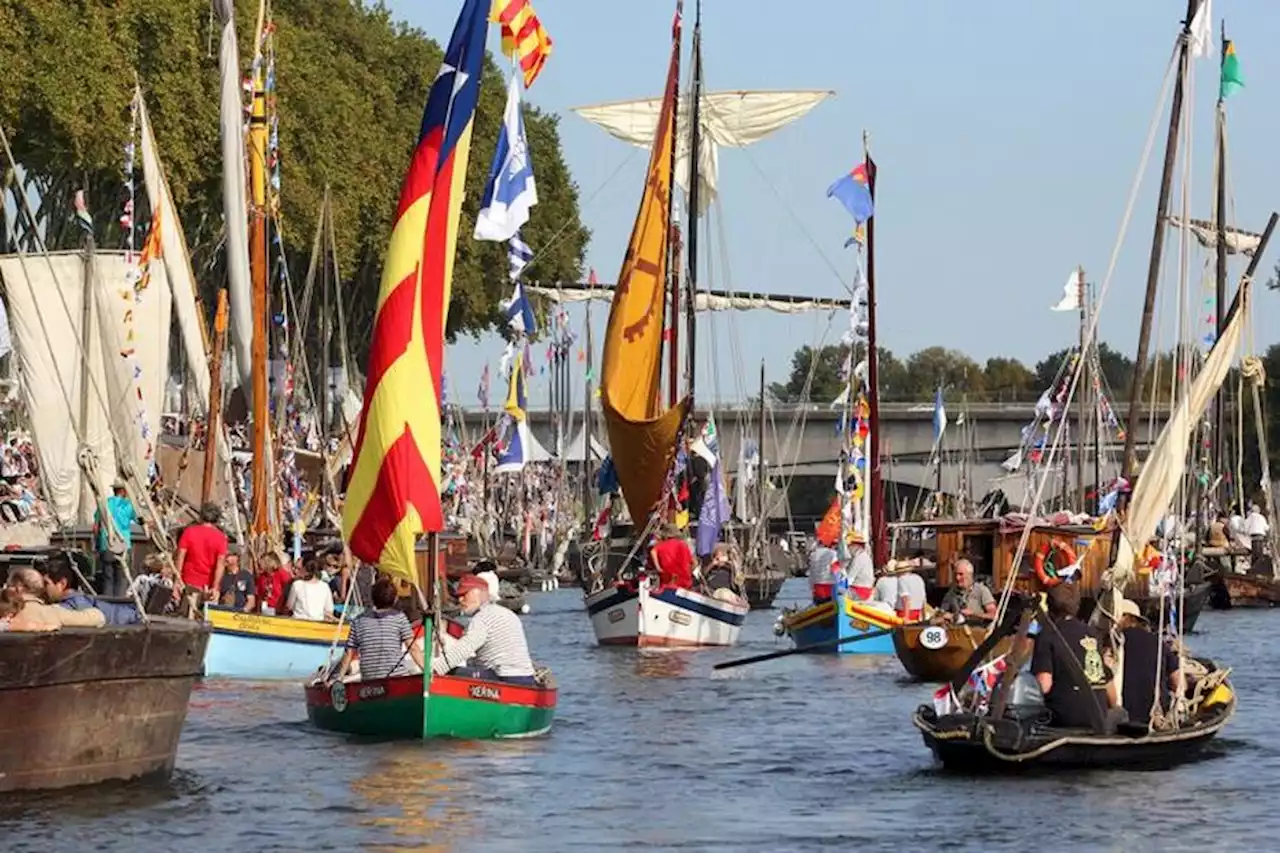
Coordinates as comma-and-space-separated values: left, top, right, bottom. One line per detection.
713, 627, 894, 670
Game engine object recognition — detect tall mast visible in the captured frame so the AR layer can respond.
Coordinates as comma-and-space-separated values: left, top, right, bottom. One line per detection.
582, 299, 594, 521
1212, 19, 1228, 493
684, 0, 703, 405
663, 2, 684, 409
863, 133, 887, 568
202, 289, 230, 506
757, 358, 766, 539
319, 190, 333, 515
248, 54, 272, 546
1076, 265, 1087, 509
1121, 0, 1202, 480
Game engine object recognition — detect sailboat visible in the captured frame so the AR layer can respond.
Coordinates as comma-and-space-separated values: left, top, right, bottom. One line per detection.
305, 0, 555, 740
915, 1, 1248, 770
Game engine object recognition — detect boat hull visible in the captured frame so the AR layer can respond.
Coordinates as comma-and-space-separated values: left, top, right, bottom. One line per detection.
305, 672, 556, 740
914, 700, 1233, 773
893, 622, 1010, 681
0, 619, 210, 792
1216, 572, 1280, 608
204, 606, 348, 679
585, 583, 747, 648
779, 594, 898, 654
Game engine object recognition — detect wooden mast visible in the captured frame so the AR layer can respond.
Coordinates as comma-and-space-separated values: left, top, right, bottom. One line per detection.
863, 134, 887, 569
201, 289, 229, 506
663, 2, 683, 411
582, 297, 594, 521
1075, 266, 1087, 509
1121, 0, 1202, 480
1212, 19, 1228, 495
684, 1, 702, 406
248, 57, 272, 552
319, 189, 333, 517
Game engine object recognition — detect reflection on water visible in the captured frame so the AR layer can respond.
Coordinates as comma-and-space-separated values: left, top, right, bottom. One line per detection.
4, 580, 1279, 851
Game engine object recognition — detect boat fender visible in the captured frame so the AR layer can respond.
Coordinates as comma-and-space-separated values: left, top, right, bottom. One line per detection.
1033, 540, 1076, 588
1202, 683, 1233, 710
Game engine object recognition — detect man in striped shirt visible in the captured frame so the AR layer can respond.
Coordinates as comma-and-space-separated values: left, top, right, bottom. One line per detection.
435, 574, 536, 685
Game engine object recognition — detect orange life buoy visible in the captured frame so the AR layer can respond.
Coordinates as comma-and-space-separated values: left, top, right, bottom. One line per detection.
1033, 539, 1077, 588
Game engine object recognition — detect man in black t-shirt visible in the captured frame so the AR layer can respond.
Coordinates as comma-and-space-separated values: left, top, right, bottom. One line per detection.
1112, 598, 1182, 725
218, 551, 257, 613
1031, 583, 1114, 728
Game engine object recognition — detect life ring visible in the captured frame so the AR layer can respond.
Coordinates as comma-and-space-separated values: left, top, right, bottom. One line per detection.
1033, 540, 1077, 588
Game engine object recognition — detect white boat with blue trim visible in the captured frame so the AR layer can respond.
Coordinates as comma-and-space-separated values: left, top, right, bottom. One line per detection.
585, 577, 747, 648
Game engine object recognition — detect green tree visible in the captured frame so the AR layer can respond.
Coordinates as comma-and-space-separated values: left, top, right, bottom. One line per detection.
0, 0, 587, 363
982, 356, 1035, 401
768, 344, 847, 403
904, 346, 985, 400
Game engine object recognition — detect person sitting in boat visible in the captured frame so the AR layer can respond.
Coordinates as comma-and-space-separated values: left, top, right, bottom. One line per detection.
256, 550, 295, 615
895, 556, 928, 621
433, 574, 537, 685
175, 502, 229, 602
807, 539, 840, 604
287, 557, 337, 622
649, 522, 695, 590
218, 549, 257, 613
41, 552, 142, 626
1031, 582, 1116, 728
704, 543, 745, 604
938, 558, 996, 624
843, 531, 875, 601
3, 567, 105, 629
871, 561, 925, 620
1106, 598, 1182, 726
330, 576, 424, 683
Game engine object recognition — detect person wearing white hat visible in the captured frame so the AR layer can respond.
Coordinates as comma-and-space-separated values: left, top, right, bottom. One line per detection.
1110, 597, 1182, 725
842, 530, 874, 601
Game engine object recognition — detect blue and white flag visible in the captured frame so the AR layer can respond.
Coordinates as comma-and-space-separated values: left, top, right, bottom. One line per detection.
508, 232, 533, 281
933, 386, 948, 441
494, 415, 529, 474
504, 279, 537, 336
474, 74, 538, 242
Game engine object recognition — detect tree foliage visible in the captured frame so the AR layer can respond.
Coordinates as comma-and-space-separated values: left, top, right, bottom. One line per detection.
0, 0, 587, 363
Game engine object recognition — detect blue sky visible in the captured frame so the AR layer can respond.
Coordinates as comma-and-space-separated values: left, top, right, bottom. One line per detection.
387, 0, 1280, 408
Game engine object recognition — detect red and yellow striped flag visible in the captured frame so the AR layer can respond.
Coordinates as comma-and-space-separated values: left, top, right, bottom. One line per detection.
341, 0, 490, 582
490, 0, 553, 88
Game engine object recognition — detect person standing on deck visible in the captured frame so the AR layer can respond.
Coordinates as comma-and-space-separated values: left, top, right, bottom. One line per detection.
1031, 583, 1116, 728
93, 481, 137, 597
649, 523, 695, 590
808, 541, 840, 604
843, 531, 874, 601
175, 503, 229, 602
218, 550, 257, 613
287, 558, 336, 622
434, 574, 537, 685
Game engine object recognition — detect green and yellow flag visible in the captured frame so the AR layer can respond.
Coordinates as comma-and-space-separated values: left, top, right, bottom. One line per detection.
1221, 40, 1244, 100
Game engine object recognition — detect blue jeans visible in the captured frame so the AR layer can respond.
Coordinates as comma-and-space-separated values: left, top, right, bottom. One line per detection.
97, 551, 129, 598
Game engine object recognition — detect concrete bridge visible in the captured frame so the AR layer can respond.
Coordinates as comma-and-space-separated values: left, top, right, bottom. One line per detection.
458, 401, 1170, 516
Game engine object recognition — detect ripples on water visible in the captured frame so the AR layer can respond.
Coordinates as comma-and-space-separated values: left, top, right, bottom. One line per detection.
5, 580, 1280, 852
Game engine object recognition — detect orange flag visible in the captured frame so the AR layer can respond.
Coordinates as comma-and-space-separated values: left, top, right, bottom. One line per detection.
491, 0, 553, 88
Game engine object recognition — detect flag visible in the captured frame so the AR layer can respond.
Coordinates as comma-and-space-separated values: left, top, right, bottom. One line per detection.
1188, 0, 1212, 59
504, 354, 527, 420
508, 232, 533, 280
341, 0, 489, 581
1221, 39, 1244, 99
695, 416, 731, 556
73, 190, 94, 233
474, 73, 539, 241
478, 363, 490, 409
1050, 269, 1083, 312
494, 416, 529, 473
491, 0, 553, 88
933, 386, 948, 442
827, 162, 874, 245
504, 279, 537, 335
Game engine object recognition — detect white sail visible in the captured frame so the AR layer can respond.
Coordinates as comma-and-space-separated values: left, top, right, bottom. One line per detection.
1167, 216, 1262, 255
136, 87, 212, 409
1110, 287, 1247, 589
214, 0, 255, 393
0, 252, 171, 525
527, 284, 844, 314
574, 90, 833, 214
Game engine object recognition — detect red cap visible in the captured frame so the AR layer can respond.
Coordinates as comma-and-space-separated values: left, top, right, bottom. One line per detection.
457, 575, 489, 596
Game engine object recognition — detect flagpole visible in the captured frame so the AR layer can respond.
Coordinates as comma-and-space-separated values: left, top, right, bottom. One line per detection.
663, 1, 683, 410
1212, 18, 1228, 496
863, 131, 887, 568
1076, 265, 1086, 510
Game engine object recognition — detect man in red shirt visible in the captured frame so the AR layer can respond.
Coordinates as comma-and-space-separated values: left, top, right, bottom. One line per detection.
175, 503, 229, 601
649, 523, 694, 589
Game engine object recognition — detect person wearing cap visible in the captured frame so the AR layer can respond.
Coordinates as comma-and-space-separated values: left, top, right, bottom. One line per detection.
843, 530, 875, 601
1108, 598, 1182, 725
93, 479, 138, 597
648, 522, 695, 590
175, 502, 229, 602
433, 573, 536, 685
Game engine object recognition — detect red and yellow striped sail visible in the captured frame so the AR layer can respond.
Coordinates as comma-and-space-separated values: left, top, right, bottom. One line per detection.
341, 0, 490, 582
599, 15, 688, 525
491, 0, 553, 88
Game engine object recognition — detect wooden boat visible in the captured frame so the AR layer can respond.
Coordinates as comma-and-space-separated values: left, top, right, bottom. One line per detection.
203, 605, 349, 678
913, 663, 1235, 773
586, 577, 747, 647
305, 670, 556, 740
777, 592, 900, 655
1217, 572, 1280, 608
1081, 581, 1212, 632
742, 565, 788, 609
0, 618, 210, 791
893, 621, 1010, 681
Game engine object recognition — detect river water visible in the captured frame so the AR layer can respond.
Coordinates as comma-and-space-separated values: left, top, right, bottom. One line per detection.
4, 580, 1279, 852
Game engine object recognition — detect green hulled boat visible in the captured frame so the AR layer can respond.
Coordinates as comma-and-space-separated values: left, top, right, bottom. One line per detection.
305, 671, 557, 740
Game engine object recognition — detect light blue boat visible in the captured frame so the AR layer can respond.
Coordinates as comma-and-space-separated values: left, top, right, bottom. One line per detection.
777, 591, 899, 654
202, 605, 347, 679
